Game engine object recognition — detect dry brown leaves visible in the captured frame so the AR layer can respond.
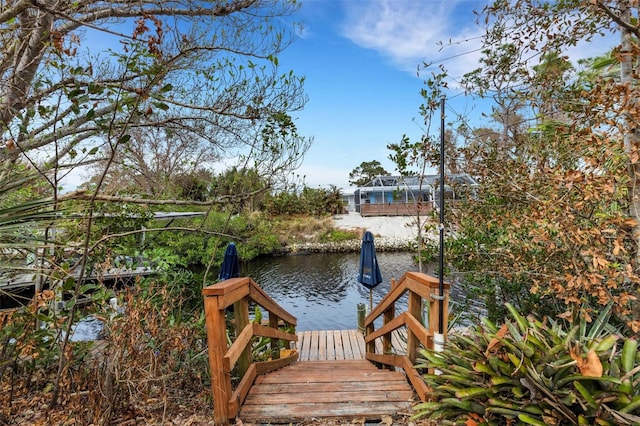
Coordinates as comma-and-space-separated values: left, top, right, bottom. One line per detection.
570, 346, 603, 378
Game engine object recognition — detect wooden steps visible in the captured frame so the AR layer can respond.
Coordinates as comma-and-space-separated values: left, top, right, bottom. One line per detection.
238, 359, 416, 423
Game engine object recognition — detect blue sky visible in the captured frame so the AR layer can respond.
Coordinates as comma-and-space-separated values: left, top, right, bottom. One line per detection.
280, 0, 615, 190
281, 0, 491, 189
57, 0, 615, 192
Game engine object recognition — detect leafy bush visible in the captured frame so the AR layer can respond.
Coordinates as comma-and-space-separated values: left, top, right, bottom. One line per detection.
318, 228, 359, 243
261, 185, 344, 216
414, 303, 640, 425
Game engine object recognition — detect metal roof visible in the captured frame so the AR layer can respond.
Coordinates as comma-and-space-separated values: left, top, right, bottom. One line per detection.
360, 173, 477, 189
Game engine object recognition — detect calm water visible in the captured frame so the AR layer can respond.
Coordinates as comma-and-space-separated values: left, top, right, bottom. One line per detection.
72, 252, 461, 340
243, 252, 441, 331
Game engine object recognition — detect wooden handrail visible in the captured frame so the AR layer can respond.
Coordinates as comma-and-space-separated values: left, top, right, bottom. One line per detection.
203, 277, 298, 425
363, 271, 450, 401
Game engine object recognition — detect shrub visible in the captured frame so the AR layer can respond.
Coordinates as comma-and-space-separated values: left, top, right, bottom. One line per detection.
0, 273, 210, 425
414, 303, 640, 425
318, 228, 359, 243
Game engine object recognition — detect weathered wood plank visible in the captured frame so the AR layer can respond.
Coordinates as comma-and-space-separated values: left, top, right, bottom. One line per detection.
255, 353, 298, 375
309, 330, 319, 361
246, 380, 411, 395
299, 330, 311, 361
279, 359, 375, 370
402, 354, 430, 402
203, 294, 232, 424
341, 330, 355, 359
224, 322, 252, 372
334, 330, 345, 360
228, 363, 256, 418
239, 401, 414, 423
347, 329, 361, 359
318, 330, 327, 361
239, 359, 415, 423
342, 330, 353, 359
325, 329, 335, 360
366, 312, 407, 345
354, 329, 366, 356
244, 389, 414, 405
257, 369, 407, 383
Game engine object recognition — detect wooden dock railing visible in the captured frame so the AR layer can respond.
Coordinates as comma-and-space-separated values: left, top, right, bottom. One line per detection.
364, 271, 450, 401
202, 277, 298, 425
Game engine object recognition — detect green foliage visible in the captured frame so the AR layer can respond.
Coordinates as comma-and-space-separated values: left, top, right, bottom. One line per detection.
148, 210, 282, 269
211, 167, 267, 213
317, 228, 359, 244
0, 164, 50, 208
348, 160, 390, 187
175, 170, 213, 202
261, 185, 344, 216
236, 217, 282, 260
414, 303, 640, 425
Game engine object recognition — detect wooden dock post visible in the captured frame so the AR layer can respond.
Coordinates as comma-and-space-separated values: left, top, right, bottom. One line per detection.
203, 291, 232, 425
363, 271, 449, 401
202, 277, 298, 424
357, 303, 366, 333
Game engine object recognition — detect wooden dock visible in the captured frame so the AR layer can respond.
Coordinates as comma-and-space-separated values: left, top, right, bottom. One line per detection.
295, 329, 407, 361
202, 273, 449, 424
238, 329, 415, 423
0, 267, 156, 310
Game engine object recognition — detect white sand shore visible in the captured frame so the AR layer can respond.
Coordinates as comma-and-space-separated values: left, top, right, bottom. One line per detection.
331, 211, 420, 242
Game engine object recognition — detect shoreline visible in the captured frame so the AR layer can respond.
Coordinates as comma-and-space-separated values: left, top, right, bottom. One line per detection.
281, 236, 417, 255
278, 212, 424, 254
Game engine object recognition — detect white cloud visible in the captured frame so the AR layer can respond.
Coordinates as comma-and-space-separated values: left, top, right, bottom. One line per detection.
338, 1, 618, 89
339, 0, 486, 80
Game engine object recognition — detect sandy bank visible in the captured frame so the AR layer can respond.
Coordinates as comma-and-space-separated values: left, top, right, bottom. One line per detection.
331, 211, 420, 242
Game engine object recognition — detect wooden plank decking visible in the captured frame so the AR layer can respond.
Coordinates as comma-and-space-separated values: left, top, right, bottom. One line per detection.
296, 329, 366, 361
238, 330, 415, 423
296, 329, 407, 361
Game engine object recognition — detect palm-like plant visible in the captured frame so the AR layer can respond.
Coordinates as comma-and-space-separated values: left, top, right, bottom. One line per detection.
414, 303, 640, 425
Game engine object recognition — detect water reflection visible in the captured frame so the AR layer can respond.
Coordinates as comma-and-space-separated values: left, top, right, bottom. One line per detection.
244, 252, 425, 331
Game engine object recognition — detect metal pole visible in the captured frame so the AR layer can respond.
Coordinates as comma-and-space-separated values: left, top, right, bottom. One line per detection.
369, 289, 373, 313
438, 95, 445, 335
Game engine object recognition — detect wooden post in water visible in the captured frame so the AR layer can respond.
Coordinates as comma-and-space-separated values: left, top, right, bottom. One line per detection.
357, 303, 366, 334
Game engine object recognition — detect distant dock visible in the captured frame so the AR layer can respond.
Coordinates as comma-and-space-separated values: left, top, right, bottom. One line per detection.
0, 266, 156, 310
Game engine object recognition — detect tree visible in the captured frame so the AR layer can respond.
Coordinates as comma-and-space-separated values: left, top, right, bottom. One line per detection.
1, 0, 308, 200
0, 0, 311, 278
0, 0, 311, 409
212, 166, 267, 213
93, 126, 219, 197
348, 160, 389, 187
443, 0, 640, 333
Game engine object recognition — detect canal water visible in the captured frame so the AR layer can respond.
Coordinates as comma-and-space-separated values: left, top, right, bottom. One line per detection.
243, 252, 451, 331
72, 251, 466, 340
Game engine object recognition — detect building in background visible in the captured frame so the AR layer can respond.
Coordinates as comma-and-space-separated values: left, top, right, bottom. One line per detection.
352, 174, 478, 216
